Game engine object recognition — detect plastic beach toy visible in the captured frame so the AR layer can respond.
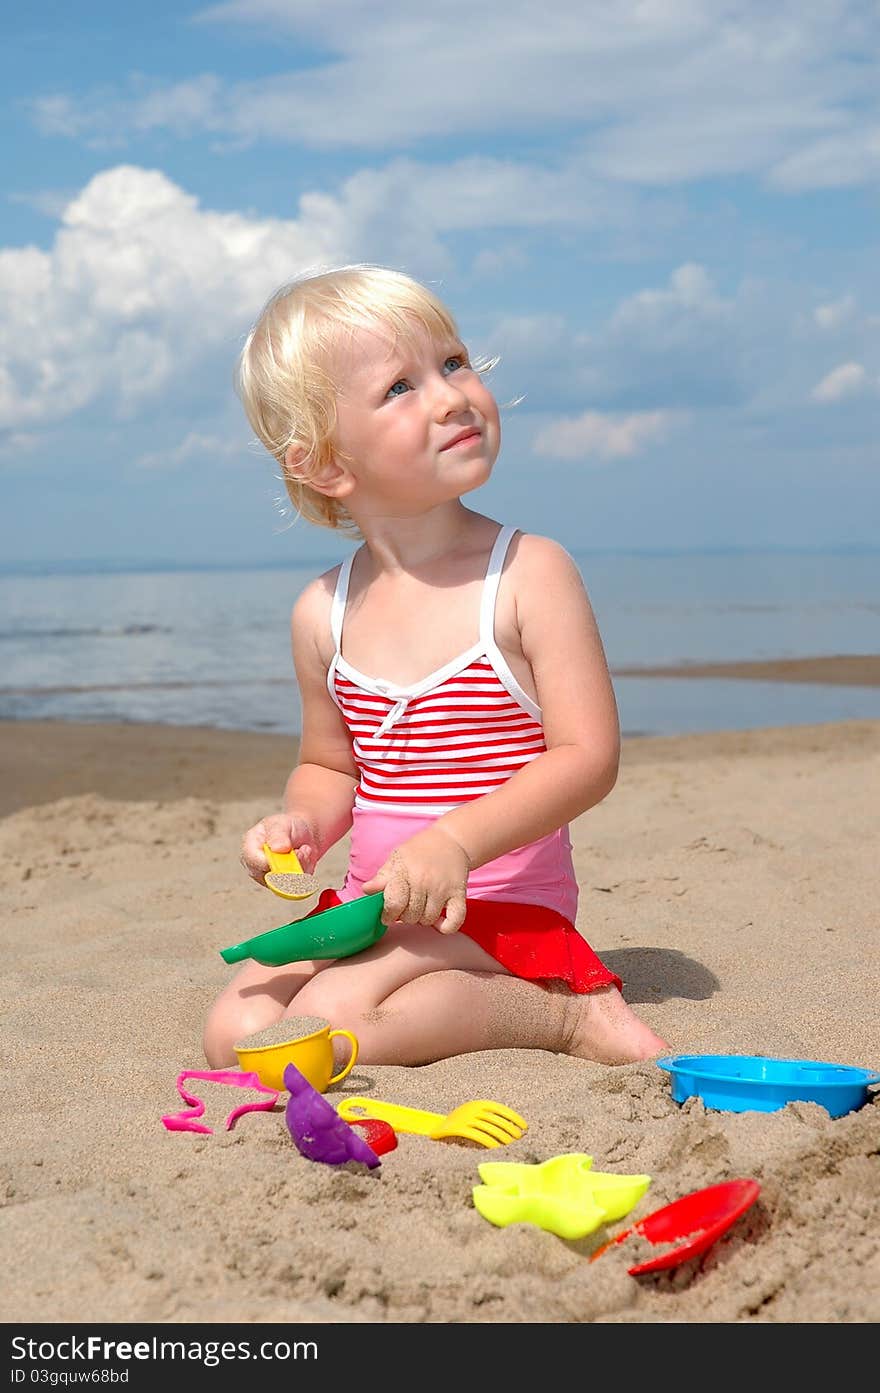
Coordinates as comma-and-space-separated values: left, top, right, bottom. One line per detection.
161, 1069, 280, 1135
284, 1063, 382, 1167
472, 1154, 651, 1240
220, 891, 387, 967
657, 1054, 880, 1119
235, 1016, 359, 1093
590, 1178, 761, 1275
338, 1096, 527, 1148
262, 842, 319, 901
347, 1117, 398, 1156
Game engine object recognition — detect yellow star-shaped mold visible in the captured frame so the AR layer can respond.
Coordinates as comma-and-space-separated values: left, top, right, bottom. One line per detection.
472, 1153, 651, 1240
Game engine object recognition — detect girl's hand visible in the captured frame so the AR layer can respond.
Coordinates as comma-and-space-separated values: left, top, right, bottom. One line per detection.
240, 813, 317, 886
361, 826, 470, 934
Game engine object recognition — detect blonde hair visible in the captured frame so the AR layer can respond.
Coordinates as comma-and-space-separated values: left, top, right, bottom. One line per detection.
237, 263, 481, 536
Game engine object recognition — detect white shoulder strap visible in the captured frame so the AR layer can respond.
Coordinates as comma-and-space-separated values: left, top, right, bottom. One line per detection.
479, 525, 517, 648
329, 553, 355, 649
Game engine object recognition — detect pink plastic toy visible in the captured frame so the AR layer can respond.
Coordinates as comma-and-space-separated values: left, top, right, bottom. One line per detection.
161, 1069, 280, 1135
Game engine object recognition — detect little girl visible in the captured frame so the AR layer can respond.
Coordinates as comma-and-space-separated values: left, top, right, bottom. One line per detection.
203, 264, 668, 1068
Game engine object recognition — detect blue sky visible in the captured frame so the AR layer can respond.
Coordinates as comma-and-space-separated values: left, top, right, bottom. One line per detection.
1, 0, 878, 568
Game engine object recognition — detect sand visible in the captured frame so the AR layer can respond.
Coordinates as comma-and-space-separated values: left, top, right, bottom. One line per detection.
613, 654, 880, 686
1, 714, 879, 1325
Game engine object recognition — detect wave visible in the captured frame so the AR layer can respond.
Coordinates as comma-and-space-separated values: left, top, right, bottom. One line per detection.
0, 623, 171, 641
0, 678, 294, 696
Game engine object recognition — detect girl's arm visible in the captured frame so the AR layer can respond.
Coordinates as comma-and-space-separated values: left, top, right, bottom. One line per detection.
363, 536, 619, 930
241, 576, 358, 883
440, 534, 620, 863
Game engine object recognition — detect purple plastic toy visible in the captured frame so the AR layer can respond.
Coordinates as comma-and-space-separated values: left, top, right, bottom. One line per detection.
283, 1062, 381, 1167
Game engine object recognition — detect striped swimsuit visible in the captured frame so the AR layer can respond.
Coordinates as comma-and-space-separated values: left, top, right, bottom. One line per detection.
314, 524, 620, 994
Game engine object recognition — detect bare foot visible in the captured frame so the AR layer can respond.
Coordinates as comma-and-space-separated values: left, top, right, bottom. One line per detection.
562, 985, 669, 1065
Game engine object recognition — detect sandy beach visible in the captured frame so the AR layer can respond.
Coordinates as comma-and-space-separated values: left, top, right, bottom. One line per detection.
2, 706, 879, 1325
613, 654, 880, 687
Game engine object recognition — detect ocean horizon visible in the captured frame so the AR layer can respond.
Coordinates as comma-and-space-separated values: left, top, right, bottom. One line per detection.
2, 540, 878, 580
1, 547, 877, 739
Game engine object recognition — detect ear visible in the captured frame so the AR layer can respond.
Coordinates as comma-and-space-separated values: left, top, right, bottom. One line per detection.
284, 443, 355, 500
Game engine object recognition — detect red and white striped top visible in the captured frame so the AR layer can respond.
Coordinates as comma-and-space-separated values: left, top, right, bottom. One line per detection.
327, 525, 547, 817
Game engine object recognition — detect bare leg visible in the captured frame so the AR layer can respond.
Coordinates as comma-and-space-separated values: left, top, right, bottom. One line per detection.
201, 918, 495, 1067
296, 930, 668, 1066
203, 957, 329, 1067
205, 923, 668, 1070
343, 973, 668, 1066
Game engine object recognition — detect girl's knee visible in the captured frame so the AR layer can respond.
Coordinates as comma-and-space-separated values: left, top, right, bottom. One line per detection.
203, 993, 285, 1068
203, 961, 323, 1065
294, 975, 375, 1029
202, 1013, 238, 1069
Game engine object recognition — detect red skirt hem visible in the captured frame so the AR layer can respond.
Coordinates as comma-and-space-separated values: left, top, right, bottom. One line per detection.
307, 889, 621, 995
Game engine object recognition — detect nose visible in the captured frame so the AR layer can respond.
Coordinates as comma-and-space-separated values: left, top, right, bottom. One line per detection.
429, 370, 470, 420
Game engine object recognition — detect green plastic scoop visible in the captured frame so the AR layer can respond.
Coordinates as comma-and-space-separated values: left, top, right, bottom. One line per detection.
220, 892, 387, 967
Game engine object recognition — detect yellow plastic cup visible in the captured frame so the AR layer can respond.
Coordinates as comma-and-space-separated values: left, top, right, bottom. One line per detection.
234, 1015, 358, 1093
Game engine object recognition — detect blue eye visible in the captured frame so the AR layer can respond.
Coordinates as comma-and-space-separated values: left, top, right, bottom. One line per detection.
444, 355, 465, 373
385, 379, 410, 398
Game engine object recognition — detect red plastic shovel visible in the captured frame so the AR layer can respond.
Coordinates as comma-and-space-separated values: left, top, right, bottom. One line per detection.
589, 1178, 761, 1276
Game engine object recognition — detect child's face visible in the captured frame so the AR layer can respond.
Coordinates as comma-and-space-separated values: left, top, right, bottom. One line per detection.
327, 320, 501, 516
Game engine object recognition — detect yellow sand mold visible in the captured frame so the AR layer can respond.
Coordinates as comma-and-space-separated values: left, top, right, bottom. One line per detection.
472, 1153, 651, 1240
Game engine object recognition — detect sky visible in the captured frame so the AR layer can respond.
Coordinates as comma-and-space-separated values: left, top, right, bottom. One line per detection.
1, 0, 878, 569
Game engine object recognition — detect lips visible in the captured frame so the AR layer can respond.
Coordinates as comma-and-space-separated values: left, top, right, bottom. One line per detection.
441, 427, 482, 451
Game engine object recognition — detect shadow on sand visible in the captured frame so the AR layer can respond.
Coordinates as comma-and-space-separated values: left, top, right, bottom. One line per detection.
600, 946, 719, 1006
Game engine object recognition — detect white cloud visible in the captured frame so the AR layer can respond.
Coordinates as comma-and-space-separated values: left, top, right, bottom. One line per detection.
0, 165, 346, 431
471, 245, 528, 279
0, 431, 44, 467
598, 264, 746, 408
810, 362, 868, 402
0, 155, 648, 435
27, 2, 880, 191
492, 314, 572, 356
134, 431, 247, 471
7, 188, 79, 219
487, 265, 754, 413
814, 296, 857, 331
3, 160, 875, 475
611, 263, 727, 326
333, 156, 619, 233
533, 408, 683, 461
770, 126, 880, 191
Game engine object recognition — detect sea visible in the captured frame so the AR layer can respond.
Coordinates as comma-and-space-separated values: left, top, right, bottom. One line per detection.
0, 550, 877, 740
